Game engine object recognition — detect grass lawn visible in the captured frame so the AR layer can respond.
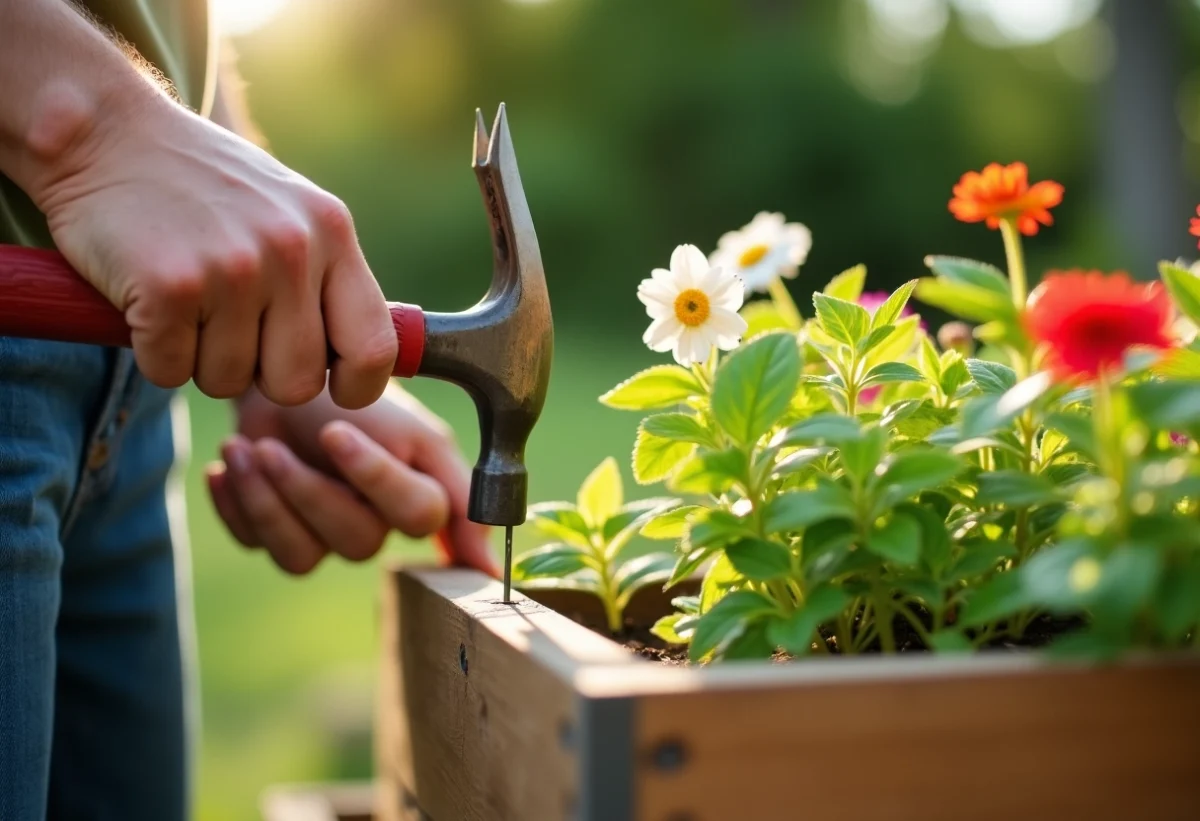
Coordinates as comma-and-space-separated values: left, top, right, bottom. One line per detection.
187, 334, 654, 821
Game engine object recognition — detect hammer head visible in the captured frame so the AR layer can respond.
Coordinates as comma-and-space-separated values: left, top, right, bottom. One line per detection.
417, 105, 553, 527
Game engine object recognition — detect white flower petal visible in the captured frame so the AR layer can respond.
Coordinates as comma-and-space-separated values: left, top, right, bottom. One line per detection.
708, 306, 748, 341
740, 263, 780, 294
643, 315, 683, 352
709, 273, 745, 309
784, 224, 812, 264
674, 327, 714, 366
638, 277, 676, 306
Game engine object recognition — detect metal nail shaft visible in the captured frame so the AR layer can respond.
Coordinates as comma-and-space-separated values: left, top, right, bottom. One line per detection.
503, 524, 513, 603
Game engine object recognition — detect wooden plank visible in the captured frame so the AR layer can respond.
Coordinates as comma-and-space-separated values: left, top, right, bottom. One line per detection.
628, 657, 1200, 821
376, 565, 640, 821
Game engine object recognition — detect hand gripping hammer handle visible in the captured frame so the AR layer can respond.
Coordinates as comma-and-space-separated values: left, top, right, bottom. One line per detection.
0, 244, 427, 377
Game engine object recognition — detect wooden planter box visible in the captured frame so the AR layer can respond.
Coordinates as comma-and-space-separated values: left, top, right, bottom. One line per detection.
374, 563, 1200, 821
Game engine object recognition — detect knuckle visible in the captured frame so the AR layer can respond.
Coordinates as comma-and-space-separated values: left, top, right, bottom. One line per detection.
261, 219, 311, 269
197, 372, 254, 400
346, 327, 398, 376
310, 193, 355, 242
213, 244, 262, 288
258, 370, 327, 407
341, 528, 386, 563
146, 262, 206, 308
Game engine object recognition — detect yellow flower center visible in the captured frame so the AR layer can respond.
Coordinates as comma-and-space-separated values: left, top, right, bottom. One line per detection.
674, 288, 711, 327
1067, 557, 1102, 593
738, 244, 770, 268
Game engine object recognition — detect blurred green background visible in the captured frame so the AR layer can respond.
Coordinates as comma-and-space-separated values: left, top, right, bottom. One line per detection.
190, 0, 1200, 817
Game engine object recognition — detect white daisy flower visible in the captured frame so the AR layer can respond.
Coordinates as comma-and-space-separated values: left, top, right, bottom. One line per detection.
709, 211, 812, 294
638, 244, 747, 366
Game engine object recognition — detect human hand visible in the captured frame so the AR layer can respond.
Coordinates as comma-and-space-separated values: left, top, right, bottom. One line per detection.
30, 87, 395, 410
205, 383, 496, 576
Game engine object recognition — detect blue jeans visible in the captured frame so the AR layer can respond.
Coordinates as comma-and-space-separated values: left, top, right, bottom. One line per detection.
0, 339, 196, 820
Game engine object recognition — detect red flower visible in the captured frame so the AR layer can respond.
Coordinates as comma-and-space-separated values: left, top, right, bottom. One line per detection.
949, 162, 1064, 236
1025, 270, 1174, 381
1190, 205, 1200, 249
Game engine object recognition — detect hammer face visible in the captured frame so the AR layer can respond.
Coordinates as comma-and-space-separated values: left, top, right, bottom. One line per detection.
417, 105, 553, 528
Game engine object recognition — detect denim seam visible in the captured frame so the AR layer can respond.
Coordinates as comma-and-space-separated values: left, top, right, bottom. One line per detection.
60, 350, 139, 540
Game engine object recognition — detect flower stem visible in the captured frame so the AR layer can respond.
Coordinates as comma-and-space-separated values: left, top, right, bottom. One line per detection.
768, 277, 804, 330
999, 218, 1029, 309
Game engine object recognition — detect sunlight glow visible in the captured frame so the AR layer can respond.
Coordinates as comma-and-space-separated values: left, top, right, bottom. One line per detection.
953, 0, 1101, 46
212, 0, 293, 35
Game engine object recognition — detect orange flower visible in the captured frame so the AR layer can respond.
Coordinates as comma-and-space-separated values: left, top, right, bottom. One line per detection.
949, 162, 1064, 236
1190, 205, 1200, 249
1025, 270, 1174, 381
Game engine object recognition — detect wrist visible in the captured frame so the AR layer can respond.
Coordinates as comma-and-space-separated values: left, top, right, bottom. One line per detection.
11, 73, 165, 207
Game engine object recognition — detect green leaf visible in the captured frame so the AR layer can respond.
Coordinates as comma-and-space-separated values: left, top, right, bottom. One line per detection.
671, 595, 701, 614
1021, 538, 1102, 613
959, 571, 1031, 628
870, 315, 921, 365
651, 613, 697, 644
873, 449, 963, 503
688, 510, 753, 549
602, 498, 676, 544
1156, 554, 1200, 641
950, 540, 1017, 581
615, 553, 676, 600
960, 371, 1053, 439
858, 324, 898, 356
700, 553, 741, 613
897, 502, 952, 577
512, 544, 591, 580
1128, 381, 1200, 432
779, 413, 862, 446
771, 446, 832, 478
1044, 412, 1096, 460
725, 537, 793, 581
641, 412, 717, 447
1159, 261, 1200, 325
924, 256, 1011, 295
1092, 545, 1161, 623
722, 620, 777, 660
861, 361, 926, 388
1154, 347, 1200, 380
870, 280, 919, 330
928, 630, 974, 654
526, 502, 592, 549
966, 359, 1017, 395
712, 334, 801, 446
577, 457, 622, 528
600, 365, 704, 410
689, 590, 777, 661
633, 429, 695, 485
975, 471, 1061, 507
640, 504, 706, 540
740, 301, 795, 338
766, 586, 848, 655
668, 547, 712, 587
763, 481, 856, 533
813, 293, 871, 346
668, 448, 748, 495
938, 354, 971, 397
887, 401, 957, 440
823, 263, 866, 302
866, 510, 921, 566
838, 426, 888, 484
915, 278, 1015, 324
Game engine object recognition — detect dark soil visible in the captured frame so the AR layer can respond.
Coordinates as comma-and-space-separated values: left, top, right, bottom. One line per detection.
572, 608, 1086, 664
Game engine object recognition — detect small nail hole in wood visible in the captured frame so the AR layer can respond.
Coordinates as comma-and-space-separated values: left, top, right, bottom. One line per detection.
458, 643, 468, 675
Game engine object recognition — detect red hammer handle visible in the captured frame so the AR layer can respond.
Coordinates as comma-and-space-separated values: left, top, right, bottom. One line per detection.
0, 244, 425, 378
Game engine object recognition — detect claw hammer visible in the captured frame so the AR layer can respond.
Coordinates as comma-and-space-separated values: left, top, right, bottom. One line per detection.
0, 105, 553, 602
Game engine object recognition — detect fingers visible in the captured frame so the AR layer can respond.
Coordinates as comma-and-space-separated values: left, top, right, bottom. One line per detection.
319, 421, 451, 539
256, 218, 328, 407
205, 462, 258, 547
194, 246, 264, 398
124, 260, 203, 389
320, 212, 397, 410
408, 426, 498, 576
253, 437, 389, 562
219, 436, 328, 575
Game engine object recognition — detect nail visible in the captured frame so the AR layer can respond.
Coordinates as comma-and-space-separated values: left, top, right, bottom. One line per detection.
225, 440, 252, 475
324, 422, 360, 459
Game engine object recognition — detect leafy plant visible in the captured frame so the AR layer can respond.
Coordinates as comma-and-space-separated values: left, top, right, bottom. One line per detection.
514, 457, 676, 633
515, 165, 1200, 663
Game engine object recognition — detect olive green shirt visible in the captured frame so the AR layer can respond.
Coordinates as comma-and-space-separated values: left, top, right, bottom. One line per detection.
0, 0, 213, 249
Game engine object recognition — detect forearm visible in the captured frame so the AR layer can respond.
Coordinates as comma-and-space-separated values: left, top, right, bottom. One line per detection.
0, 0, 167, 204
